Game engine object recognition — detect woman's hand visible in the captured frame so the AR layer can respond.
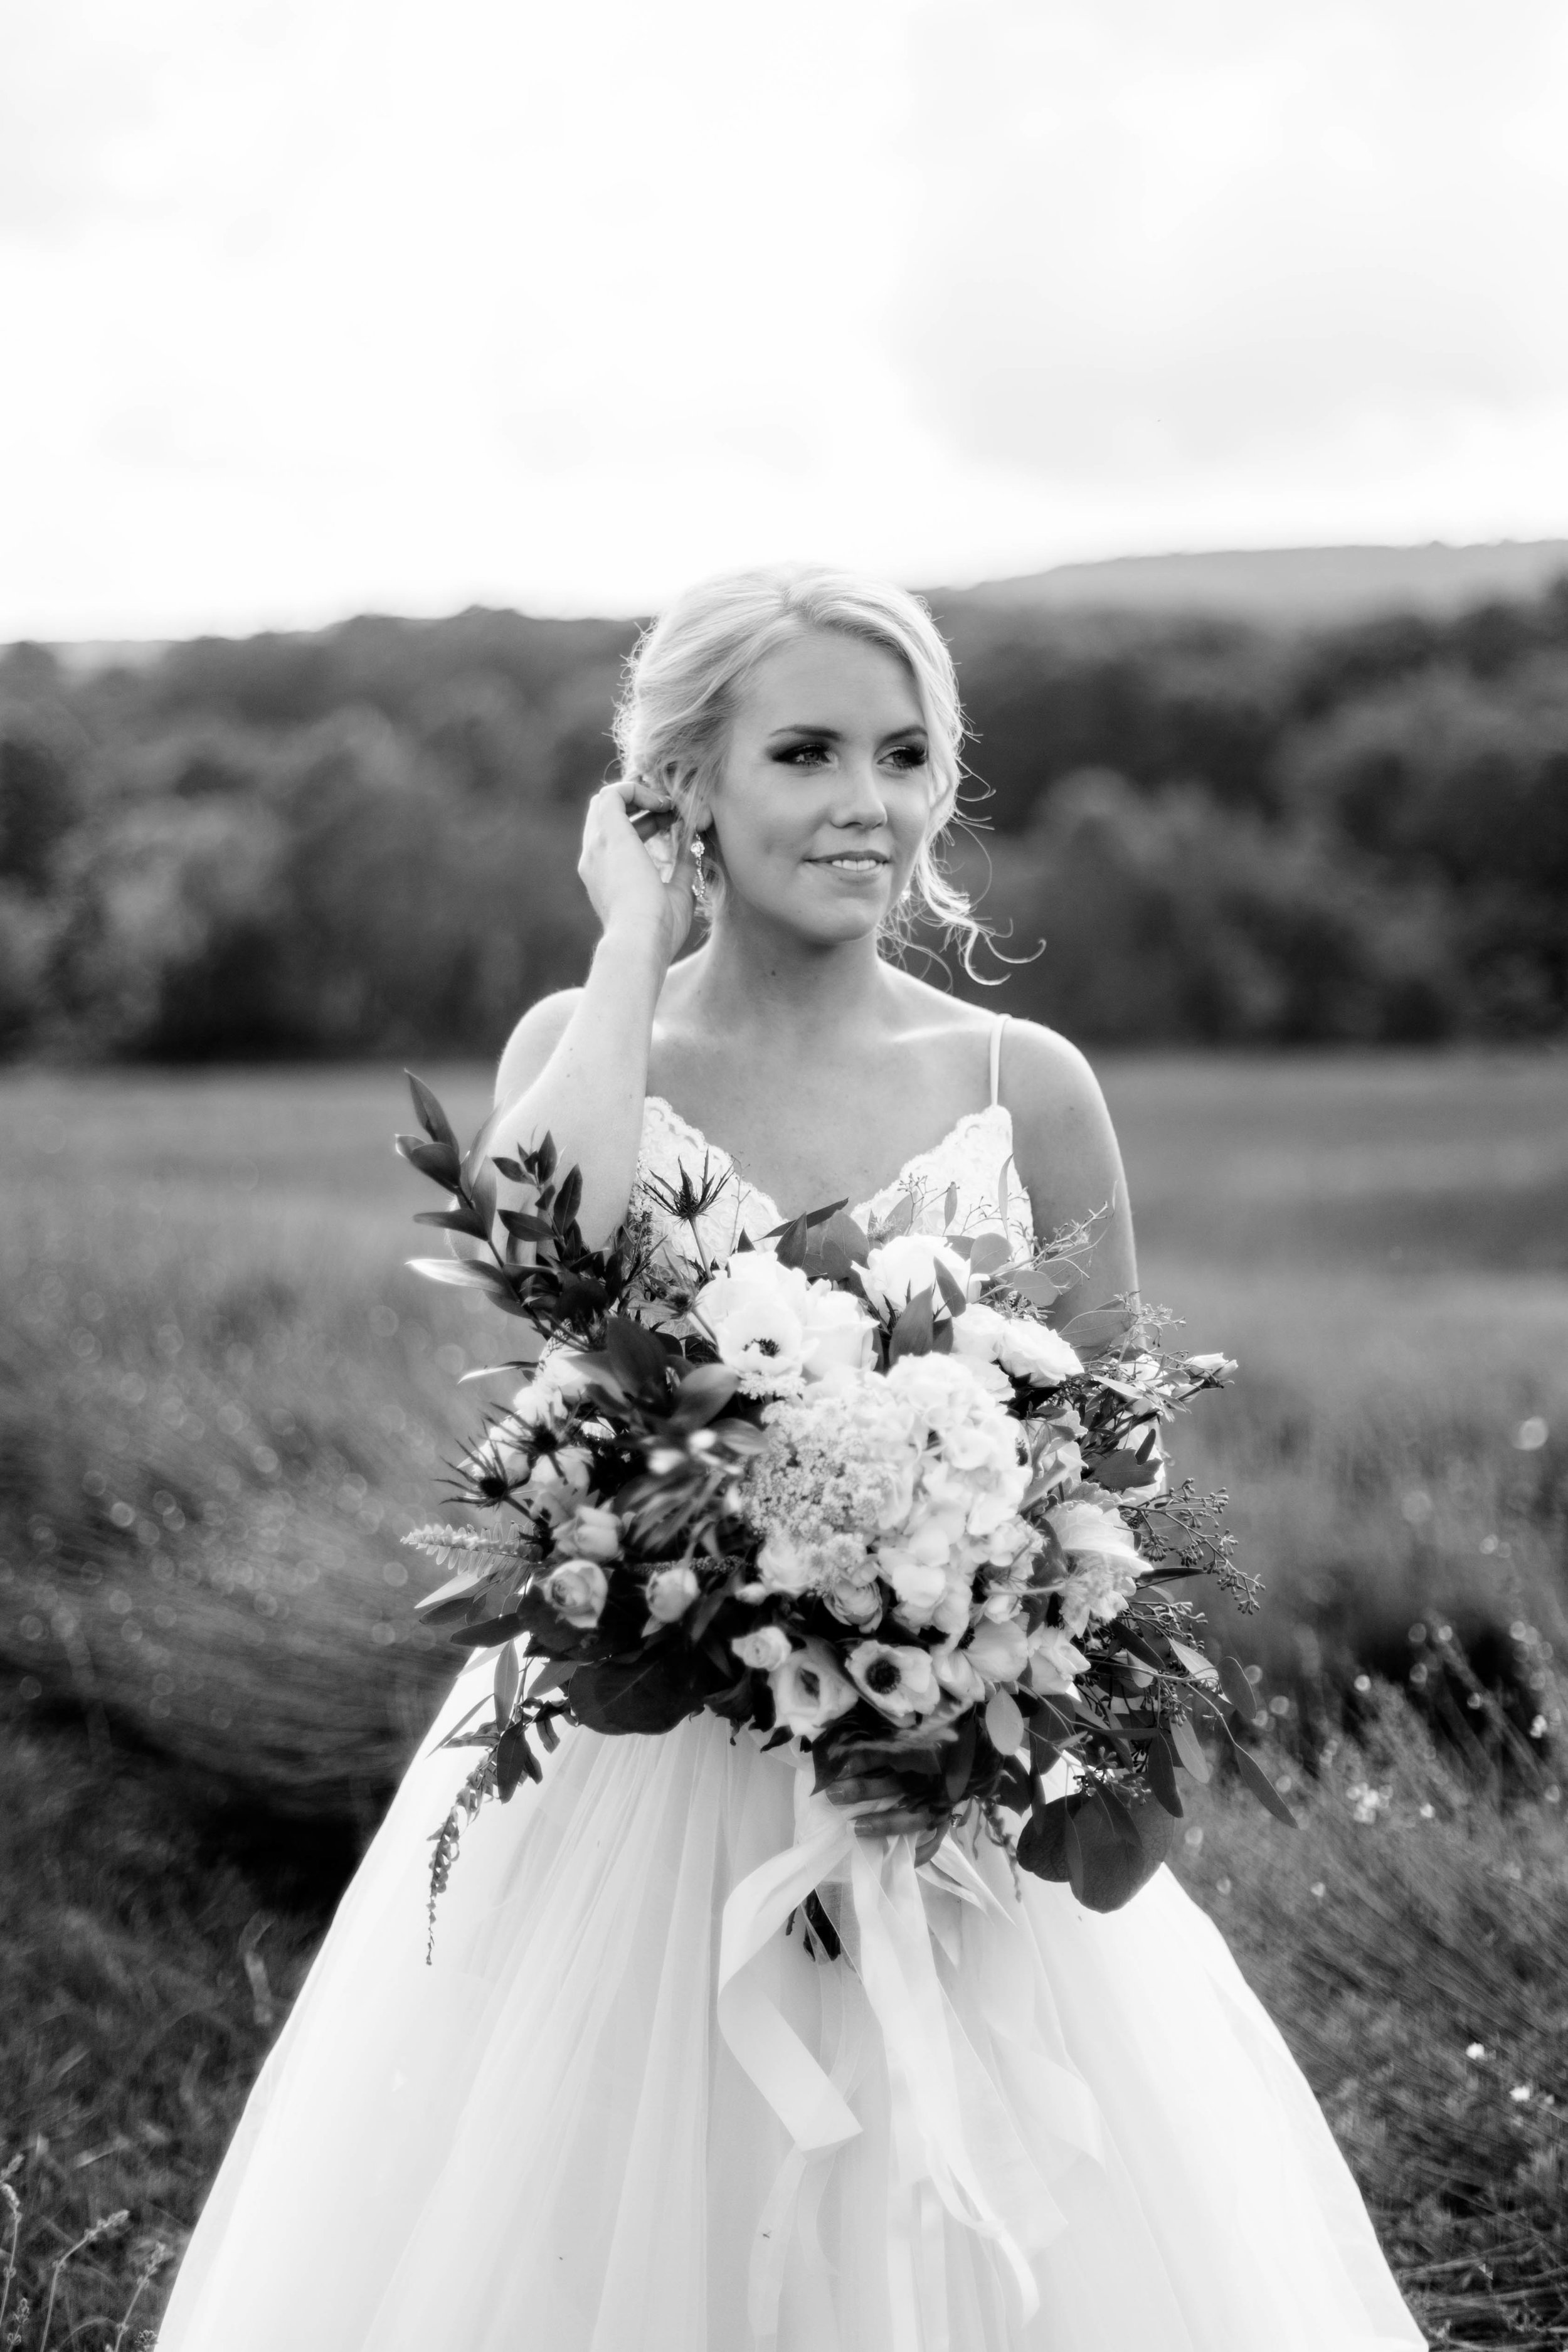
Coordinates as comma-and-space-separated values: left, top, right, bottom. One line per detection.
578, 779, 697, 964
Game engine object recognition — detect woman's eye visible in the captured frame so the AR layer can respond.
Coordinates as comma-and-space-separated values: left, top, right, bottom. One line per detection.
778, 742, 832, 768
885, 743, 928, 772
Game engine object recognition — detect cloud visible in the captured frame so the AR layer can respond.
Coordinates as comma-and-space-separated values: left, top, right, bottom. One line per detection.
894, 0, 1568, 479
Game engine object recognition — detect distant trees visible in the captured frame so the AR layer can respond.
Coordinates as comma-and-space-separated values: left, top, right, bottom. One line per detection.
1, 579, 1565, 1059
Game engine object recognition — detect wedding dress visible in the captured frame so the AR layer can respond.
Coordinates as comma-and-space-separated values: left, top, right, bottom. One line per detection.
157, 1025, 1425, 2351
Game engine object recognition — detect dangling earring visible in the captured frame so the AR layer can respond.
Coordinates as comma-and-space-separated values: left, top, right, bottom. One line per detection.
691, 831, 710, 908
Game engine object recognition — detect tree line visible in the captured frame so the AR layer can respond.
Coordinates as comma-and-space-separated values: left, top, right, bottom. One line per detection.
1, 578, 1565, 1057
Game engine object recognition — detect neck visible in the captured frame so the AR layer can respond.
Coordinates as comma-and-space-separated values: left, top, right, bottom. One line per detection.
684, 907, 894, 1052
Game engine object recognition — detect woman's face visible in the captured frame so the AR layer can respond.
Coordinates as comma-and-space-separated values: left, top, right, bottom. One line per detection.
701, 628, 938, 946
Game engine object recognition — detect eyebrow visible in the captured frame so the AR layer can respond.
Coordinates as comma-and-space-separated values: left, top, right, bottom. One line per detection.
765, 723, 928, 747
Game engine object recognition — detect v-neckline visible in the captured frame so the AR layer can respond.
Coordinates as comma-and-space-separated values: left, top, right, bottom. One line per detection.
640, 1093, 1013, 1231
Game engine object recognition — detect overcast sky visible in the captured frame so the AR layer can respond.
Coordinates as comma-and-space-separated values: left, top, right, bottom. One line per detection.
4, 0, 1567, 638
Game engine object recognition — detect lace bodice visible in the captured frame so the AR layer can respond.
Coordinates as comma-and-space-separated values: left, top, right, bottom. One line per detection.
633, 1033, 1036, 1275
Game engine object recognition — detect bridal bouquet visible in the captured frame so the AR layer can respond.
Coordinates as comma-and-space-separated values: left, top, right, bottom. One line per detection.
397, 1076, 1286, 1937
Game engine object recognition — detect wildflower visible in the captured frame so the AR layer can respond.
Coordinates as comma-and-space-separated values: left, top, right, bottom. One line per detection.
540, 1557, 608, 1628
731, 1625, 793, 1671
1510, 2084, 1533, 2104
1466, 2043, 1487, 2061
768, 1640, 859, 1737
845, 1639, 941, 1722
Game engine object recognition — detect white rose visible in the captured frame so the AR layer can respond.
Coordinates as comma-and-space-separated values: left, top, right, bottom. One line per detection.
951, 1303, 1081, 1387
754, 1531, 820, 1596
540, 1557, 608, 1628
645, 1563, 700, 1623
768, 1640, 859, 1737
964, 1616, 1030, 1688
797, 1282, 877, 1380
1028, 1624, 1089, 1695
731, 1624, 794, 1671
1048, 1497, 1140, 1564
845, 1639, 941, 1722
568, 1504, 622, 1562
860, 1234, 970, 1321
825, 1576, 884, 1629
1058, 1555, 1138, 1639
933, 1643, 986, 1703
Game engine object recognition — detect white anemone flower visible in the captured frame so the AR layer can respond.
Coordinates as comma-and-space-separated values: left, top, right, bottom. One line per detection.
845, 1639, 941, 1722
768, 1640, 859, 1737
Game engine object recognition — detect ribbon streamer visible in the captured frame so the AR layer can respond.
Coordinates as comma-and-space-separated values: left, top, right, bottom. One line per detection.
718, 1766, 1099, 2349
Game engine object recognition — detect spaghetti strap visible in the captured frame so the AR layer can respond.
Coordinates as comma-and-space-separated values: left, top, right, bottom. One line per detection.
988, 1014, 1007, 1108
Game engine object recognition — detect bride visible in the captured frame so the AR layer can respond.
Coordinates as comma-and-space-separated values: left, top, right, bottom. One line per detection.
157, 565, 1424, 2350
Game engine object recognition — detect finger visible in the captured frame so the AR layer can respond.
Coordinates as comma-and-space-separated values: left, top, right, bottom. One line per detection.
824, 1775, 904, 1807
853, 1810, 939, 1840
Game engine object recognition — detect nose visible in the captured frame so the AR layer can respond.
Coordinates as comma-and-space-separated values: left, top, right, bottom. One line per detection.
830, 751, 889, 831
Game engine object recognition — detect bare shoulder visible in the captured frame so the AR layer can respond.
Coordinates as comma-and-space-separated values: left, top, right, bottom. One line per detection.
999, 1017, 1113, 1132
998, 1019, 1136, 1288
494, 988, 582, 1110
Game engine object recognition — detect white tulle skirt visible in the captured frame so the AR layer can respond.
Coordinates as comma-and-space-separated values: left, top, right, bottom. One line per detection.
157, 1654, 1424, 2351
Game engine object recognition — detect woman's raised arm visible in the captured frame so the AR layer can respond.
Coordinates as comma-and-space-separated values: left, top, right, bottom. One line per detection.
483, 780, 696, 1247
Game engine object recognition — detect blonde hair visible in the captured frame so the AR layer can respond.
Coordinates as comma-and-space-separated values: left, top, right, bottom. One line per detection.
612, 562, 985, 965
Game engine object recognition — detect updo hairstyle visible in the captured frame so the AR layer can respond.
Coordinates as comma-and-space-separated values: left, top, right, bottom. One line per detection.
612, 563, 984, 962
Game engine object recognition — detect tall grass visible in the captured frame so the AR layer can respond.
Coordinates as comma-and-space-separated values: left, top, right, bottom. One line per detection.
2, 1051, 1567, 2342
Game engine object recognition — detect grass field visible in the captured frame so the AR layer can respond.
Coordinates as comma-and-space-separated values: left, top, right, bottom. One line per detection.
2, 1048, 1567, 2344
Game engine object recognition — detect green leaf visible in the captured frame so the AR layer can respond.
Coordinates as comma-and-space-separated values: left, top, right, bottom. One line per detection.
604, 1314, 673, 1396
773, 1214, 809, 1269
1091, 1448, 1160, 1493
498, 1209, 556, 1241
554, 1165, 584, 1232
406, 1071, 458, 1150
1145, 1731, 1184, 1818
669, 1361, 740, 1430
968, 1232, 1014, 1278
1017, 1788, 1173, 1910
887, 1288, 936, 1364
1168, 1636, 1220, 1686
536, 1133, 558, 1184
490, 1155, 527, 1183
1005, 1267, 1064, 1307
882, 1194, 915, 1240
1231, 1742, 1298, 1826
413, 1204, 489, 1238
495, 1721, 540, 1801
396, 1134, 462, 1187
933, 1257, 968, 1319
494, 1639, 521, 1724
1220, 1654, 1259, 1722
569, 1650, 703, 1735
944, 1709, 978, 1801
1168, 1711, 1211, 1784
812, 1210, 870, 1269
1061, 1303, 1136, 1352
985, 1690, 1025, 1755
406, 1256, 516, 1295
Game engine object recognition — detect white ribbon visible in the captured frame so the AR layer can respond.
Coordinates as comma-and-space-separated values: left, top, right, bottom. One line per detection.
718, 1766, 1096, 2349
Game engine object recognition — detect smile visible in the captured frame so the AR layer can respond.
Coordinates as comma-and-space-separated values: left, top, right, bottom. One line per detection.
808, 854, 889, 872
